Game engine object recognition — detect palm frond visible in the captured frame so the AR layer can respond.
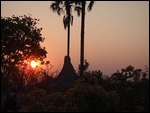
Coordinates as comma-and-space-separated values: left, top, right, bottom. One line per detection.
87, 1, 95, 11
74, 6, 81, 16
63, 16, 68, 29
57, 7, 63, 16
73, 1, 82, 6
71, 15, 73, 26
50, 1, 63, 16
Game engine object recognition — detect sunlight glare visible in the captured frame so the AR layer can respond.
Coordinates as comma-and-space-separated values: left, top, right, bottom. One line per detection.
30, 60, 37, 68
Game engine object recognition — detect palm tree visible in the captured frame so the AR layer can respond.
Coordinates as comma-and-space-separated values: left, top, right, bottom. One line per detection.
74, 1, 95, 76
50, 1, 73, 57
50, 1, 77, 87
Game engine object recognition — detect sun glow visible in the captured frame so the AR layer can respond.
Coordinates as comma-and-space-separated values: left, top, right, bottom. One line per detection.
30, 60, 37, 68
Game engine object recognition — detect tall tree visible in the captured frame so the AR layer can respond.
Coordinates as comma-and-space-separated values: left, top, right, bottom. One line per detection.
74, 1, 95, 76
1, 15, 47, 72
50, 1, 74, 57
1, 15, 47, 89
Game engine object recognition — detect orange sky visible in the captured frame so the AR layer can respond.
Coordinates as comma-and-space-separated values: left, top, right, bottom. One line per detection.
1, 1, 149, 76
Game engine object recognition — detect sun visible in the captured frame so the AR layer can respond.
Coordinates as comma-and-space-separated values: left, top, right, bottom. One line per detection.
30, 60, 37, 68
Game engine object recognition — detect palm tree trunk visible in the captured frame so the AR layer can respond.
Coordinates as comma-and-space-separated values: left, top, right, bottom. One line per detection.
67, 16, 70, 57
67, 1, 70, 57
80, 1, 85, 76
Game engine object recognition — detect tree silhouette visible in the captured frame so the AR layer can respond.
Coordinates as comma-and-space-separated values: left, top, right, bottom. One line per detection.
74, 1, 95, 76
50, 1, 74, 57
109, 65, 149, 112
1, 15, 47, 90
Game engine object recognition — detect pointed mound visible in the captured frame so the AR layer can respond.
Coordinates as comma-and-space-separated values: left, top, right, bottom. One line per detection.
56, 56, 77, 89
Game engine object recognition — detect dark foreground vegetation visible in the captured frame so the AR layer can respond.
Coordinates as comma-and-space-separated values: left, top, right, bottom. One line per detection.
2, 65, 149, 112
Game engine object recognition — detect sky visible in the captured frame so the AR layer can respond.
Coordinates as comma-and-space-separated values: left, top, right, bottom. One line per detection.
1, 1, 149, 76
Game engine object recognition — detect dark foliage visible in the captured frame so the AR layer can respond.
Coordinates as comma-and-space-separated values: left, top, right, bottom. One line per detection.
16, 65, 149, 112
1, 15, 48, 94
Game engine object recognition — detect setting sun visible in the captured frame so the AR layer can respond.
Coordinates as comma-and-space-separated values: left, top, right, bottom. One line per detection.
30, 60, 37, 68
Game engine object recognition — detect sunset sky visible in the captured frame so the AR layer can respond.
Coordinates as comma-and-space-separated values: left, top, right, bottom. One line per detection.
1, 1, 149, 76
